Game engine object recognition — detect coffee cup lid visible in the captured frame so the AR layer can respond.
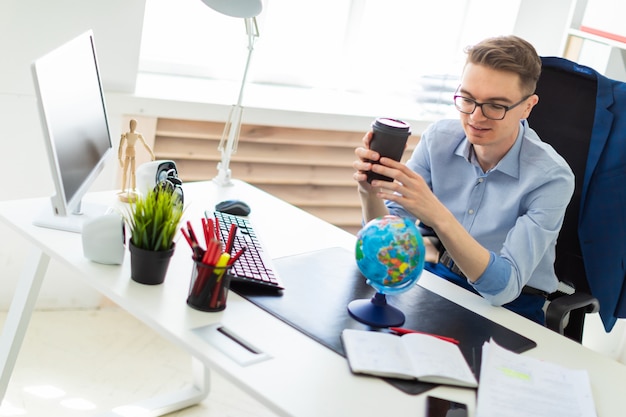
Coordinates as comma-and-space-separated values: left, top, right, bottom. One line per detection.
372, 117, 411, 134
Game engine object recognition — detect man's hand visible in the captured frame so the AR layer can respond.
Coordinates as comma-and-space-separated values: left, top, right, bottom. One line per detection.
370, 157, 490, 281
352, 131, 379, 191
353, 131, 390, 221
368, 156, 444, 227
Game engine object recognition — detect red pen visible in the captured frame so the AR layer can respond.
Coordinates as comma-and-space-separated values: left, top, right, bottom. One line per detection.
389, 327, 460, 345
228, 246, 247, 265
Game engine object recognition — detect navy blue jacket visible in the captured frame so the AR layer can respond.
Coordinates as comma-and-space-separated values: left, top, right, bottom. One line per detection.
543, 57, 626, 331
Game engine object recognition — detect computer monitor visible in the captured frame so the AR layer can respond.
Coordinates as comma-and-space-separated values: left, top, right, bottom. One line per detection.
31, 30, 113, 233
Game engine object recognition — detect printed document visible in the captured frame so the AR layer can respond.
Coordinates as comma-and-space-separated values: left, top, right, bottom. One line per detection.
476, 340, 597, 417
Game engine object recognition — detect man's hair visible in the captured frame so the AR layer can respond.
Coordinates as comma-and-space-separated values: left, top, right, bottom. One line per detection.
465, 35, 541, 96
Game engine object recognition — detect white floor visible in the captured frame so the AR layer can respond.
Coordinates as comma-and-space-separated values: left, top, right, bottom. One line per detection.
0, 308, 279, 417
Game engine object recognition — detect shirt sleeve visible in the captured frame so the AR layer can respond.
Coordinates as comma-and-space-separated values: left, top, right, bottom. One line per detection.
469, 251, 512, 299
471, 163, 574, 305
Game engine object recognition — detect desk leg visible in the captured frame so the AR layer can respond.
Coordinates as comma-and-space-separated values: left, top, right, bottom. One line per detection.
98, 357, 211, 417
1, 248, 210, 415
0, 248, 50, 402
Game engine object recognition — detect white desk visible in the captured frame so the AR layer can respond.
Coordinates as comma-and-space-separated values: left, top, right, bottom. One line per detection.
1, 180, 625, 416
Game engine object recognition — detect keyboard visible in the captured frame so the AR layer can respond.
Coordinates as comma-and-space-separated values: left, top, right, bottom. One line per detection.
209, 210, 284, 291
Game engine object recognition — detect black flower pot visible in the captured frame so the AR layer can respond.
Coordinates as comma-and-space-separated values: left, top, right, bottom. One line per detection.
129, 241, 175, 285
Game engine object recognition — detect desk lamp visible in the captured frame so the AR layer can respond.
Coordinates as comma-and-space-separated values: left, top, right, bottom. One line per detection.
200, 0, 263, 186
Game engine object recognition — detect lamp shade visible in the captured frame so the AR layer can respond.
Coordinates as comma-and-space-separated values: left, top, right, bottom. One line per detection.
201, 0, 262, 18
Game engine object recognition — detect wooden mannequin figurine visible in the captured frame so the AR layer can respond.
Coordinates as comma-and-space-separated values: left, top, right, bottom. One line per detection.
118, 119, 155, 202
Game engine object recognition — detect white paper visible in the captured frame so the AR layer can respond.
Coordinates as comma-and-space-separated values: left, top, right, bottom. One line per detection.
476, 340, 597, 417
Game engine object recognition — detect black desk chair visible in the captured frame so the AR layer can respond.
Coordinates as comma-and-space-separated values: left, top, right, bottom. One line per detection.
527, 57, 600, 342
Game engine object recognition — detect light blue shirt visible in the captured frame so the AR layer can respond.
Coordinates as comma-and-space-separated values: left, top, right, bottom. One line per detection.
387, 119, 575, 305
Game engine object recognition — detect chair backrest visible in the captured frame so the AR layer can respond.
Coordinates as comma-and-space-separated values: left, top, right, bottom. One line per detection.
526, 58, 597, 295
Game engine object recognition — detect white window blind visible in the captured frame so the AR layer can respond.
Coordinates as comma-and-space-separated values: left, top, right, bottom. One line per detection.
139, 0, 520, 108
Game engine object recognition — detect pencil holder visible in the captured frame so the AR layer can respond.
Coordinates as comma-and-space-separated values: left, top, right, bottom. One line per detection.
187, 259, 232, 312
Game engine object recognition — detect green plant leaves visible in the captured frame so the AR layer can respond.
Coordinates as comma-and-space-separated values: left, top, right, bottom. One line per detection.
123, 188, 184, 251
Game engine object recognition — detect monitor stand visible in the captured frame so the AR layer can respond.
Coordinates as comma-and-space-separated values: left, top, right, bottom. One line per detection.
33, 200, 112, 233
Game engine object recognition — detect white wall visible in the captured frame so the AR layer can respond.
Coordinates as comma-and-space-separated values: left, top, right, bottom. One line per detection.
0, 0, 146, 309
513, 0, 576, 55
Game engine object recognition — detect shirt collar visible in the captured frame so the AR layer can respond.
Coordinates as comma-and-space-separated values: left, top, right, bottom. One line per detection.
454, 120, 525, 178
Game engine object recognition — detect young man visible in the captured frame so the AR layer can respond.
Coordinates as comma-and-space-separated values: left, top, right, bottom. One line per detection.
352, 36, 574, 324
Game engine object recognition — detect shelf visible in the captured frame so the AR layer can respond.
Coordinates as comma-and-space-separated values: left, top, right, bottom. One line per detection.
568, 28, 626, 50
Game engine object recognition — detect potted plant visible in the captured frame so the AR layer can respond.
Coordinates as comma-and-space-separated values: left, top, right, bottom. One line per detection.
123, 187, 184, 285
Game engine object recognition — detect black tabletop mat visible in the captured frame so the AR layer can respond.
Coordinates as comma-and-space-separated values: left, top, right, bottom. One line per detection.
232, 247, 536, 395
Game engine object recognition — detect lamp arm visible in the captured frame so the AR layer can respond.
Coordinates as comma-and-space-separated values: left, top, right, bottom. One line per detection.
214, 17, 259, 186
235, 17, 258, 107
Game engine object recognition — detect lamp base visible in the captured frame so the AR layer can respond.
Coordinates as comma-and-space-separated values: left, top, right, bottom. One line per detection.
347, 292, 405, 328
213, 165, 234, 187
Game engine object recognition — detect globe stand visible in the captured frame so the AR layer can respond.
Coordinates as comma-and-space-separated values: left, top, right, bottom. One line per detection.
347, 292, 405, 328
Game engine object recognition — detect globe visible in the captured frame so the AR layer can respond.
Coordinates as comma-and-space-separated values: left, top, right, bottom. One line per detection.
355, 215, 425, 295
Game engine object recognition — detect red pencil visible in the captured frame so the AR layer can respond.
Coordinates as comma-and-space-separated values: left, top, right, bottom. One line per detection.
186, 221, 200, 246
181, 227, 204, 260
202, 238, 222, 265
206, 218, 215, 244
389, 327, 460, 345
225, 223, 237, 254
180, 227, 193, 248
201, 217, 210, 247
214, 217, 221, 241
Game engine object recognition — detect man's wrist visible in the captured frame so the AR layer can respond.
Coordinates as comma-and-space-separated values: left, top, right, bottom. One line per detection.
357, 183, 373, 195
423, 236, 442, 263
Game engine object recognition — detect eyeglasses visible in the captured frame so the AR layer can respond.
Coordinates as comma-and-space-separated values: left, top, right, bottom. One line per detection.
453, 93, 531, 120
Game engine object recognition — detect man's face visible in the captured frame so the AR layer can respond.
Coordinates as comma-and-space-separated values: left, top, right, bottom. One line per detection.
457, 63, 537, 151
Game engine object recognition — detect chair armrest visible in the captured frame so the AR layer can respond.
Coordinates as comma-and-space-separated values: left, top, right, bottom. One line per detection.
545, 292, 599, 336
